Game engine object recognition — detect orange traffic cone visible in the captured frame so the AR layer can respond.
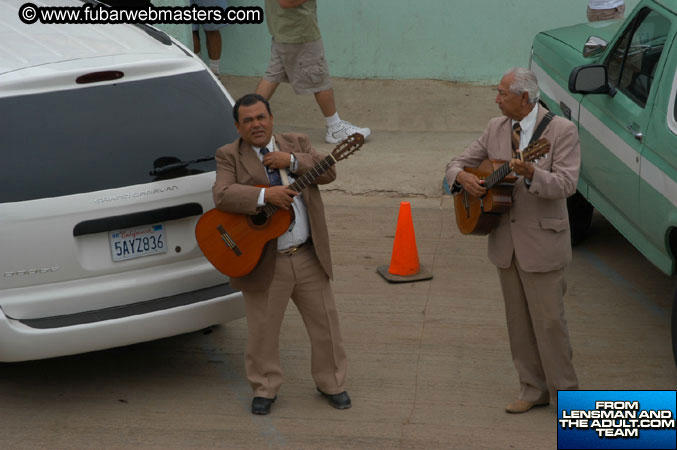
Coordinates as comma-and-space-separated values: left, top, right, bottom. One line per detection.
377, 202, 433, 283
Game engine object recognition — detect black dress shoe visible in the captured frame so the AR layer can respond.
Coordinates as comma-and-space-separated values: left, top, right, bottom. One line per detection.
317, 388, 351, 409
251, 396, 276, 415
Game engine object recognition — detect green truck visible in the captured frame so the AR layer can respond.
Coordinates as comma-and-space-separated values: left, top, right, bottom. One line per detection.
529, 1, 677, 362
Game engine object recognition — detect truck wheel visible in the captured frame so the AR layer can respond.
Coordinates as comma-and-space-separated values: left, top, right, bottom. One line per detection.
672, 286, 677, 368
567, 192, 594, 245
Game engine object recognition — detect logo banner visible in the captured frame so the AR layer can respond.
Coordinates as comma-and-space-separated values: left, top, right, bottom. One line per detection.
558, 390, 676, 449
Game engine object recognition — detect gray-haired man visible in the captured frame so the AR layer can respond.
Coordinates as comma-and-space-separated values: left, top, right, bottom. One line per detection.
446, 68, 580, 413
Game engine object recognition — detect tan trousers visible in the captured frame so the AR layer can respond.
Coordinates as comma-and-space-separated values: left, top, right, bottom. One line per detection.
242, 244, 347, 398
587, 5, 625, 22
497, 255, 578, 403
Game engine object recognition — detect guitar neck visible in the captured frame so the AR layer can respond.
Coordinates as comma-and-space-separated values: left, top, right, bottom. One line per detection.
483, 139, 548, 190
289, 154, 337, 193
484, 160, 513, 190
261, 154, 337, 217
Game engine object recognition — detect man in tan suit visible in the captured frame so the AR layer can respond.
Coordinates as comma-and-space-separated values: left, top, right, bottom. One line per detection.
446, 68, 580, 414
213, 93, 349, 415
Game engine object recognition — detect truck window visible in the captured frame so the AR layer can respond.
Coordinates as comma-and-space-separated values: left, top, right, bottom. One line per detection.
605, 7, 671, 107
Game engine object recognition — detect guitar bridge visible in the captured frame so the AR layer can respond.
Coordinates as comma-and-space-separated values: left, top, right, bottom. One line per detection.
217, 224, 242, 256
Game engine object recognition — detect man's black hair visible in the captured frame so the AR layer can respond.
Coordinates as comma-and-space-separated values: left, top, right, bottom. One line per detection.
233, 93, 272, 123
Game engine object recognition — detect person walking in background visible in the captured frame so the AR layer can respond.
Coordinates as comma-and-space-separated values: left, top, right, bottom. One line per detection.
256, 0, 370, 144
587, 0, 625, 21
191, 0, 228, 75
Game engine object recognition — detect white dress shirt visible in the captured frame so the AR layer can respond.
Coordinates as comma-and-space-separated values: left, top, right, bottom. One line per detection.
511, 103, 539, 151
512, 104, 541, 186
252, 137, 310, 250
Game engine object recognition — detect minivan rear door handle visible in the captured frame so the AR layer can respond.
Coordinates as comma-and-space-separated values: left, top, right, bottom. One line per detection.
73, 203, 204, 236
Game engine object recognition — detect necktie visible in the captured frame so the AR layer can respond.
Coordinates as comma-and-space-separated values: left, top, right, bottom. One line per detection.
512, 122, 522, 157
260, 147, 282, 186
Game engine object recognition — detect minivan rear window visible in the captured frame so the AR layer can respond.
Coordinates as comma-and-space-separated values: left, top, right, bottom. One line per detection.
0, 70, 238, 203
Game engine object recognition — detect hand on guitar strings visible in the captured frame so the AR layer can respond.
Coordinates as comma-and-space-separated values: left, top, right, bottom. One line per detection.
262, 151, 292, 169
264, 185, 298, 210
456, 171, 487, 198
510, 158, 535, 181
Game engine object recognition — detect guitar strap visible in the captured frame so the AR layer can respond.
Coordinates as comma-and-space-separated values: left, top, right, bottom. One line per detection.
271, 136, 291, 186
529, 111, 554, 145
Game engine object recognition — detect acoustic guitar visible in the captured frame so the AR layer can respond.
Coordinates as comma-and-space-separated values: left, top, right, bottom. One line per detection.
453, 138, 550, 235
196, 133, 365, 277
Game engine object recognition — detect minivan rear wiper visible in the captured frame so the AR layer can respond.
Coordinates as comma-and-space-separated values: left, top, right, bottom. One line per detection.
149, 156, 215, 176
133, 23, 172, 46
80, 0, 172, 46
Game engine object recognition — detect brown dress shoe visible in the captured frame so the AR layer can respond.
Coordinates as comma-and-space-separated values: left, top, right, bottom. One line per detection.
505, 399, 549, 414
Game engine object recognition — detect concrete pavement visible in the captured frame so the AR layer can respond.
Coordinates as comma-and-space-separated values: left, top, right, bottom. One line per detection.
0, 77, 674, 449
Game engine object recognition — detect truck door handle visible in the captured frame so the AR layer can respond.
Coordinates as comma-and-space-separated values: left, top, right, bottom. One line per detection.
625, 124, 643, 143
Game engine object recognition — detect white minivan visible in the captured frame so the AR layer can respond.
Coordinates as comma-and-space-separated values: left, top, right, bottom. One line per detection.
0, 0, 244, 361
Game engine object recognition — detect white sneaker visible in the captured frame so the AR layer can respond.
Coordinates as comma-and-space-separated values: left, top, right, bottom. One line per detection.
208, 61, 221, 76
325, 120, 371, 144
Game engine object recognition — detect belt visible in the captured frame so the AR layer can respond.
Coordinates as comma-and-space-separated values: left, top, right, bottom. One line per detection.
278, 239, 311, 256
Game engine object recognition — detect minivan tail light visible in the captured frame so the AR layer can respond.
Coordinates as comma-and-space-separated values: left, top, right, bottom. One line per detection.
76, 71, 124, 84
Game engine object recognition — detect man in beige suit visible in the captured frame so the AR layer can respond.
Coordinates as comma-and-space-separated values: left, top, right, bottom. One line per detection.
213, 93, 349, 415
446, 68, 580, 414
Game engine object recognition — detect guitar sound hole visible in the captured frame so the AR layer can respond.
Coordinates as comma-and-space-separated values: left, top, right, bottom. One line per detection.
250, 212, 268, 227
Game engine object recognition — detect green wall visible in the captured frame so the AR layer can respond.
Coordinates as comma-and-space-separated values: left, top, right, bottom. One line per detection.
187, 0, 641, 84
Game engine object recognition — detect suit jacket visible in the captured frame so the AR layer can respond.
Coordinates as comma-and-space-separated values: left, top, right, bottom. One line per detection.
445, 106, 581, 272
212, 132, 336, 291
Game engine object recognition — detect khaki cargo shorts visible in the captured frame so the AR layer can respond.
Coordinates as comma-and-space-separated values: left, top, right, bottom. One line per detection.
586, 5, 625, 22
263, 38, 332, 94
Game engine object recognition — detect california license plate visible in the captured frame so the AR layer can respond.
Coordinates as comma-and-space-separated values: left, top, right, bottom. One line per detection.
109, 224, 168, 262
